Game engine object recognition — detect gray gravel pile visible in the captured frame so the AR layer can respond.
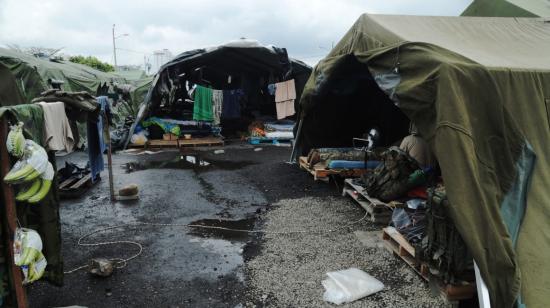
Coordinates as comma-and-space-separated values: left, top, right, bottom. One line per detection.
245, 196, 448, 307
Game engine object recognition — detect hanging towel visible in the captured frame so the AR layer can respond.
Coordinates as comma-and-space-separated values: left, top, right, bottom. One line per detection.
193, 85, 214, 121
222, 89, 244, 119
87, 96, 111, 183
212, 89, 223, 125
274, 79, 296, 119
36, 101, 74, 152
275, 79, 296, 102
275, 101, 295, 120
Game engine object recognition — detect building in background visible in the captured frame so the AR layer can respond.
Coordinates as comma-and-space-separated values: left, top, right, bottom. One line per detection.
151, 49, 173, 74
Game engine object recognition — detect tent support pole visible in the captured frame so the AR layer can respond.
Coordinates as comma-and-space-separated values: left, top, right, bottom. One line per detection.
0, 119, 28, 308
105, 117, 115, 201
288, 118, 303, 164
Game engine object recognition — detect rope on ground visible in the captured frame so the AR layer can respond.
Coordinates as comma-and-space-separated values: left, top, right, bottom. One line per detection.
64, 211, 369, 274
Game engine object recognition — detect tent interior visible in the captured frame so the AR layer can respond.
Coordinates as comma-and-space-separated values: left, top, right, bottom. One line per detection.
298, 55, 410, 153
131, 42, 311, 141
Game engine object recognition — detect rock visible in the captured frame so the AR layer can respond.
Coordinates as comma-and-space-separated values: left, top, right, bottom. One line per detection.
89, 258, 114, 277
119, 184, 138, 196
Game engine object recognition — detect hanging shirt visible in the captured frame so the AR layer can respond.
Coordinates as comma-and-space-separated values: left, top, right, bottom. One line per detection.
36, 101, 74, 152
193, 85, 214, 121
212, 89, 223, 125
274, 79, 296, 119
222, 89, 244, 119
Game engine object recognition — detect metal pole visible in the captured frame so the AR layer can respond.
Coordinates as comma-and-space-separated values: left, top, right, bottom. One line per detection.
105, 114, 115, 201
112, 24, 117, 71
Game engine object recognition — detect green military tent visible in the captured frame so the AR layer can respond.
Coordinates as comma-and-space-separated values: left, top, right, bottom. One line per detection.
297, 14, 550, 308
0, 63, 25, 106
0, 47, 127, 104
462, 0, 550, 17
0, 47, 152, 118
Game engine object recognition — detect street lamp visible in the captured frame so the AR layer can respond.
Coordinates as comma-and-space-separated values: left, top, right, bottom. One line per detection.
112, 24, 129, 71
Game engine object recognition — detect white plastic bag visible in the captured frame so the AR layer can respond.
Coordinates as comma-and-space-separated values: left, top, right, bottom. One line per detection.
322, 268, 384, 305
13, 228, 47, 283
130, 132, 148, 145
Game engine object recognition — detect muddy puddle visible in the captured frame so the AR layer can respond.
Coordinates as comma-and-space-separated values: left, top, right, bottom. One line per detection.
124, 154, 255, 173
124, 155, 210, 173
187, 217, 256, 242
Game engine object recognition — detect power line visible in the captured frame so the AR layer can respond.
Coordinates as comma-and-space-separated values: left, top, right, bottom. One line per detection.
116, 47, 152, 55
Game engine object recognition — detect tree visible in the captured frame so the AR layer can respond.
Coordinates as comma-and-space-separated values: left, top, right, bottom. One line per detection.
69, 55, 114, 72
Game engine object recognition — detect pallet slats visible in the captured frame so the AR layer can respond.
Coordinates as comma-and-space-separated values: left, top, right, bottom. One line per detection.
342, 178, 392, 223
299, 156, 368, 182
381, 227, 476, 302
129, 137, 224, 148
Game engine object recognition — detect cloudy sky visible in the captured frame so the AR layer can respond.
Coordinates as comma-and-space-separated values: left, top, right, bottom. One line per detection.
0, 0, 473, 67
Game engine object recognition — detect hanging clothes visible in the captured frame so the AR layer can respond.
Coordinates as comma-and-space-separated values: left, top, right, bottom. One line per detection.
212, 89, 223, 125
36, 101, 74, 153
193, 85, 213, 121
87, 96, 110, 183
274, 79, 296, 119
222, 89, 244, 119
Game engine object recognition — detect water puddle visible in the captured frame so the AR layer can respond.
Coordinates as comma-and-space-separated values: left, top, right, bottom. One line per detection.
187, 217, 256, 242
124, 155, 210, 173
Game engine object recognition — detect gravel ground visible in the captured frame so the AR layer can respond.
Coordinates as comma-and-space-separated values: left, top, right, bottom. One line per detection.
245, 196, 449, 308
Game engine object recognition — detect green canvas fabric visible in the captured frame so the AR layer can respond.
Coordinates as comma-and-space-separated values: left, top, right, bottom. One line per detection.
0, 47, 127, 104
0, 105, 63, 285
128, 77, 154, 117
0, 63, 25, 107
298, 14, 550, 308
0, 105, 45, 143
462, 0, 538, 17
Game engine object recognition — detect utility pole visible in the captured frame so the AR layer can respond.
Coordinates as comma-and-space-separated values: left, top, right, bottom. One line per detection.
112, 24, 129, 72
112, 24, 117, 70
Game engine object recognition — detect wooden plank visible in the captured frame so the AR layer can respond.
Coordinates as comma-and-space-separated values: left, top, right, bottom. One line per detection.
342, 179, 391, 223
442, 283, 476, 301
68, 174, 91, 190
345, 179, 386, 208
382, 226, 476, 301
0, 120, 28, 308
178, 136, 224, 146
58, 177, 78, 189
129, 137, 224, 148
383, 227, 415, 257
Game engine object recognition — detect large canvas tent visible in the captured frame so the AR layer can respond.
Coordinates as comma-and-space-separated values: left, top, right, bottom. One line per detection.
462, 0, 550, 17
127, 40, 311, 144
0, 47, 126, 103
297, 14, 550, 308
0, 47, 152, 117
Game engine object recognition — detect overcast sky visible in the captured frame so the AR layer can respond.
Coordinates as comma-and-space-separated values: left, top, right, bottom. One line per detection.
0, 0, 473, 67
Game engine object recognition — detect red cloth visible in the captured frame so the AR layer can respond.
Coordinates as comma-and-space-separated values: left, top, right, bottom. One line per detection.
407, 186, 428, 199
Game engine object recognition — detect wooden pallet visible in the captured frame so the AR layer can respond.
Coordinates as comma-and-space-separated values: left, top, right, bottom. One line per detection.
382, 227, 476, 302
342, 178, 392, 223
129, 136, 224, 148
298, 156, 369, 182
59, 173, 100, 199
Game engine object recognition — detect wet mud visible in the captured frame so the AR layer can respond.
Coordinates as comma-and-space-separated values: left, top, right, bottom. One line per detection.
187, 217, 256, 242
